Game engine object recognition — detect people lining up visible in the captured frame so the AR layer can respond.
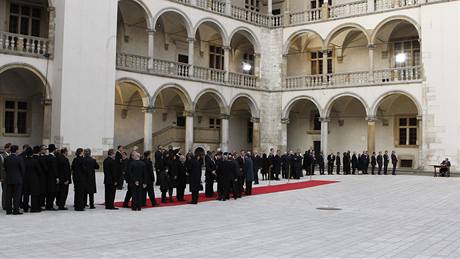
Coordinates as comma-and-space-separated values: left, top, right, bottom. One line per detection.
0, 142, 401, 215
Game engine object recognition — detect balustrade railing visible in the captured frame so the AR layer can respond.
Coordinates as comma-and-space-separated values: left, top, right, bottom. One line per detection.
197, 0, 226, 14
228, 72, 257, 88
329, 1, 368, 19
0, 31, 49, 57
288, 8, 321, 25
117, 53, 149, 72
285, 75, 324, 89
152, 58, 190, 78
327, 71, 369, 86
231, 5, 270, 26
193, 65, 226, 83
373, 66, 422, 83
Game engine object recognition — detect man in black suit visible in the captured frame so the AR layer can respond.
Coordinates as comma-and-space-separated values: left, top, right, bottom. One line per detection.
377, 151, 383, 175
204, 151, 216, 197
327, 153, 335, 175
127, 151, 146, 211
383, 151, 389, 175
142, 151, 157, 206
72, 148, 86, 211
45, 144, 59, 210
317, 152, 325, 175
4, 145, 25, 215
336, 152, 341, 175
391, 151, 398, 175
188, 154, 203, 204
56, 148, 71, 210
370, 152, 377, 175
103, 149, 119, 210
83, 149, 99, 209
114, 145, 124, 190
351, 152, 358, 175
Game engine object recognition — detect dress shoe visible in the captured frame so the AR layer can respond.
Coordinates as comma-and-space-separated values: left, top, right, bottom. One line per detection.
13, 211, 23, 215
106, 207, 119, 210
89, 206, 96, 209
75, 208, 85, 211
30, 209, 41, 213
46, 208, 57, 211
58, 207, 68, 210
6, 211, 12, 215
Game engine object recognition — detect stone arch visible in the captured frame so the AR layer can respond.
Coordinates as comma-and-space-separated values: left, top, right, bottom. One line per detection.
370, 15, 421, 45
151, 83, 193, 111
118, 0, 154, 29
153, 7, 193, 37
229, 93, 260, 118
0, 63, 51, 99
115, 77, 151, 107
283, 29, 325, 55
370, 90, 422, 117
324, 92, 370, 118
228, 26, 261, 53
282, 95, 323, 119
324, 23, 371, 48
193, 88, 229, 115
193, 17, 229, 46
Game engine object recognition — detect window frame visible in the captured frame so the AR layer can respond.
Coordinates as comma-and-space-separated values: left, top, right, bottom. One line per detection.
2, 98, 30, 137
394, 115, 418, 148
209, 45, 224, 70
8, 1, 44, 37
309, 49, 333, 75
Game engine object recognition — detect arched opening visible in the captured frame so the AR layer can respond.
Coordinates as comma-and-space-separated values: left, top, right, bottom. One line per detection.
372, 19, 421, 82
152, 87, 190, 152
114, 80, 149, 150
194, 20, 226, 72
117, 0, 150, 57
374, 93, 420, 169
229, 30, 257, 75
194, 92, 226, 151
327, 95, 368, 153
229, 96, 258, 152
154, 11, 190, 63
326, 26, 370, 84
285, 31, 324, 87
286, 98, 322, 154
0, 66, 49, 147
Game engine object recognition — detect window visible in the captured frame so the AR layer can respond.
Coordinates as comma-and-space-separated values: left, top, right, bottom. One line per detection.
245, 0, 260, 11
209, 118, 221, 129
9, 3, 42, 37
310, 50, 333, 75
4, 100, 28, 134
243, 53, 254, 75
209, 45, 224, 70
397, 117, 418, 146
247, 120, 253, 144
311, 0, 332, 8
311, 112, 321, 131
272, 9, 281, 15
392, 39, 420, 67
176, 116, 186, 127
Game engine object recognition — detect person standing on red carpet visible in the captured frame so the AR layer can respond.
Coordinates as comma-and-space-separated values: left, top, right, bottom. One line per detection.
188, 154, 202, 204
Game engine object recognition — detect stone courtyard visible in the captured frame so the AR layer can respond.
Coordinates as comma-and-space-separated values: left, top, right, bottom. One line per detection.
1, 173, 460, 258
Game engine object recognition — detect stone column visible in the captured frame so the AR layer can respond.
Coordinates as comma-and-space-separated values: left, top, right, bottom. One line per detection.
319, 117, 329, 155
393, 0, 400, 8
368, 44, 375, 83
42, 98, 52, 146
254, 52, 261, 87
268, 0, 273, 15
367, 0, 375, 12
284, 0, 291, 25
184, 111, 194, 153
225, 0, 232, 15
187, 37, 195, 76
224, 46, 231, 82
322, 49, 329, 85
367, 116, 376, 154
47, 7, 56, 58
280, 118, 290, 153
220, 114, 230, 152
321, 3, 330, 20
417, 115, 423, 169
251, 117, 261, 153
144, 106, 154, 152
281, 54, 288, 88
147, 29, 155, 70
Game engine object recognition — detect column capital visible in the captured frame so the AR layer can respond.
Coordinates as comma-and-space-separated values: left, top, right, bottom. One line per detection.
183, 110, 194, 117
47, 6, 56, 13
417, 115, 423, 121
251, 117, 260, 124
144, 106, 155, 113
281, 118, 290, 124
319, 117, 330, 123
146, 28, 156, 33
219, 114, 231, 120
42, 98, 52, 106
367, 44, 376, 49
187, 37, 196, 42
366, 116, 377, 122
223, 45, 231, 51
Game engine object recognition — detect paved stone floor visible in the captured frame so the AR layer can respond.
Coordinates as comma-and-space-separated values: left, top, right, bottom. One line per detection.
1, 173, 460, 258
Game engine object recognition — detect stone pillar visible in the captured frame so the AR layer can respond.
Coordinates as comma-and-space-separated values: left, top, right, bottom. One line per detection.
417, 115, 423, 169
187, 37, 195, 76
284, 0, 291, 25
47, 7, 56, 58
42, 98, 52, 146
368, 44, 375, 83
280, 118, 290, 153
225, 0, 232, 15
367, 0, 375, 12
321, 3, 330, 20
144, 106, 154, 152
147, 29, 155, 70
367, 116, 376, 154
251, 117, 261, 153
319, 117, 329, 155
281, 54, 288, 88
220, 114, 230, 152
184, 111, 194, 153
224, 46, 231, 82
322, 49, 329, 85
268, 0, 273, 15
254, 52, 261, 87
393, 0, 400, 8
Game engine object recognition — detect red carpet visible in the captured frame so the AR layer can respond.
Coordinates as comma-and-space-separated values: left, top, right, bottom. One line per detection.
113, 180, 337, 209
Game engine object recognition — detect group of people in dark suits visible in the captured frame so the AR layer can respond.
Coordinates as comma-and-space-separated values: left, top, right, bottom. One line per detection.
324, 150, 399, 175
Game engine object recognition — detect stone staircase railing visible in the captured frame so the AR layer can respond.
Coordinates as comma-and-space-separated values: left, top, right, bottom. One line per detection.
0, 31, 49, 58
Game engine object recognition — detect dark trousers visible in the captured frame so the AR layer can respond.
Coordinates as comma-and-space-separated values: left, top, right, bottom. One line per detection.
352, 167, 357, 174
6, 184, 22, 213
378, 165, 382, 174
45, 191, 56, 209
21, 192, 30, 211
131, 185, 142, 209
336, 164, 341, 174
105, 184, 116, 208
74, 184, 87, 210
384, 164, 388, 175
327, 164, 333, 174
1, 182, 6, 210
392, 164, 397, 175
30, 195, 41, 212
319, 164, 325, 175
371, 164, 376, 174
231, 180, 239, 199
57, 184, 69, 209
177, 184, 186, 201
191, 191, 199, 204
245, 181, 253, 195
161, 188, 173, 202
123, 186, 132, 206
205, 178, 214, 197
142, 185, 156, 206
87, 193, 94, 207
237, 176, 244, 197
254, 168, 259, 184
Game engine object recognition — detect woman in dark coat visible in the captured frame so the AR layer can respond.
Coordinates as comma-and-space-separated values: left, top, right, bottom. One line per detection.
72, 148, 86, 211
82, 149, 99, 209
261, 153, 269, 180
188, 154, 202, 204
